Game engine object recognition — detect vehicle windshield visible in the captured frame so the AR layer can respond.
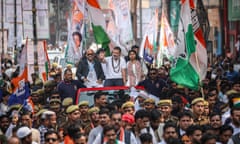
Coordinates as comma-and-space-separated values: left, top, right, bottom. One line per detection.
75, 86, 144, 106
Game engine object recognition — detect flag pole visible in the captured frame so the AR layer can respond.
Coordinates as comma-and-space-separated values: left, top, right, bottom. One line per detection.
194, 51, 205, 98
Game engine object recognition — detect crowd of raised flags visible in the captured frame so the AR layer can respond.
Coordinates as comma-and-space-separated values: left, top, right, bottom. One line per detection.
4, 0, 237, 144
3, 0, 209, 117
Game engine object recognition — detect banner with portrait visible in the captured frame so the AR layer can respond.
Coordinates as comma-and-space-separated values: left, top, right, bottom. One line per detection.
65, 0, 86, 64
108, 0, 133, 44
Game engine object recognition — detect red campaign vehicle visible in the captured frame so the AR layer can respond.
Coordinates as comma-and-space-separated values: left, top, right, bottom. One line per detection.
75, 86, 145, 105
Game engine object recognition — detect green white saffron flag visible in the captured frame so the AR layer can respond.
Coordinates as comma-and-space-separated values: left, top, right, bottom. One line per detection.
170, 0, 207, 90
87, 0, 110, 56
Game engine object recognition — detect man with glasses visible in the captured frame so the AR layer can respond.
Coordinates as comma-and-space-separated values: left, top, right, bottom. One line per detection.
138, 68, 168, 98
76, 49, 105, 88
44, 130, 59, 144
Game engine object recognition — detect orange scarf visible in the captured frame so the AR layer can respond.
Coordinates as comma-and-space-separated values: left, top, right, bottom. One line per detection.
64, 135, 74, 144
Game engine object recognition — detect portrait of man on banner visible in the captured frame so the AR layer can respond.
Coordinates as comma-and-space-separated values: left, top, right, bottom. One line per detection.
65, 0, 85, 64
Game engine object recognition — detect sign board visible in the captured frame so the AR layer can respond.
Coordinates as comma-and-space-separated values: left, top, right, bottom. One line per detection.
149, 0, 161, 8
22, 0, 49, 39
5, 4, 22, 23
22, 11, 33, 39
228, 0, 240, 21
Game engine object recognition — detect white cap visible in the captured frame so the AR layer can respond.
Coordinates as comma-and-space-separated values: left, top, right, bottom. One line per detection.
17, 126, 31, 139
138, 91, 149, 99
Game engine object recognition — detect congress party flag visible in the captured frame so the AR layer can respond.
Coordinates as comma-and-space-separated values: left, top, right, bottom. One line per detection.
157, 10, 176, 67
170, 0, 207, 90
139, 9, 159, 64
87, 0, 111, 56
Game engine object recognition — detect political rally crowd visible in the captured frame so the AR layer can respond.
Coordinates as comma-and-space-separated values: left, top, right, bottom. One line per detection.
1, 45, 240, 144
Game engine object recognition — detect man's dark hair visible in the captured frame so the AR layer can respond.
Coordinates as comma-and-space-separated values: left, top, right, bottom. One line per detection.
131, 45, 139, 50
110, 111, 121, 119
21, 110, 32, 119
201, 133, 217, 144
149, 68, 158, 72
113, 46, 121, 53
103, 124, 116, 135
67, 124, 83, 139
150, 109, 162, 122
0, 114, 9, 121
94, 91, 106, 101
219, 124, 234, 135
178, 111, 193, 120
64, 69, 72, 75
96, 48, 105, 55
230, 106, 240, 115
202, 124, 214, 133
44, 130, 59, 139
135, 109, 150, 120
72, 32, 82, 41
163, 122, 177, 133
209, 112, 221, 120
139, 133, 152, 143
186, 125, 202, 136
99, 108, 110, 116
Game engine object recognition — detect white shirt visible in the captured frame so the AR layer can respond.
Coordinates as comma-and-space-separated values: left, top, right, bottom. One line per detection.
88, 125, 103, 144
235, 40, 240, 51
0, 103, 8, 115
229, 122, 240, 135
103, 140, 125, 144
84, 61, 102, 88
179, 128, 186, 136
222, 109, 230, 124
105, 56, 126, 79
158, 139, 167, 144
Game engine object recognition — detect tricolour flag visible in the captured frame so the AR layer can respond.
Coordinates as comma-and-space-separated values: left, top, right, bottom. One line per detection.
87, 0, 111, 56
139, 9, 159, 64
42, 40, 50, 82
142, 36, 154, 64
170, 0, 207, 90
157, 10, 176, 67
233, 97, 240, 107
9, 38, 32, 112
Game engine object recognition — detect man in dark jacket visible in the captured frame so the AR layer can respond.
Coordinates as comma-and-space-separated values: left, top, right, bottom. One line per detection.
58, 69, 85, 101
76, 49, 105, 88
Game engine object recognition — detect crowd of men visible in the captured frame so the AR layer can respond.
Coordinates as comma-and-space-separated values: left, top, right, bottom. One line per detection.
1, 45, 240, 144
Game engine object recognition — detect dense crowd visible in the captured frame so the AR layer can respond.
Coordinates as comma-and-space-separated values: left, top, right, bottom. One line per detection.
1, 45, 240, 144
